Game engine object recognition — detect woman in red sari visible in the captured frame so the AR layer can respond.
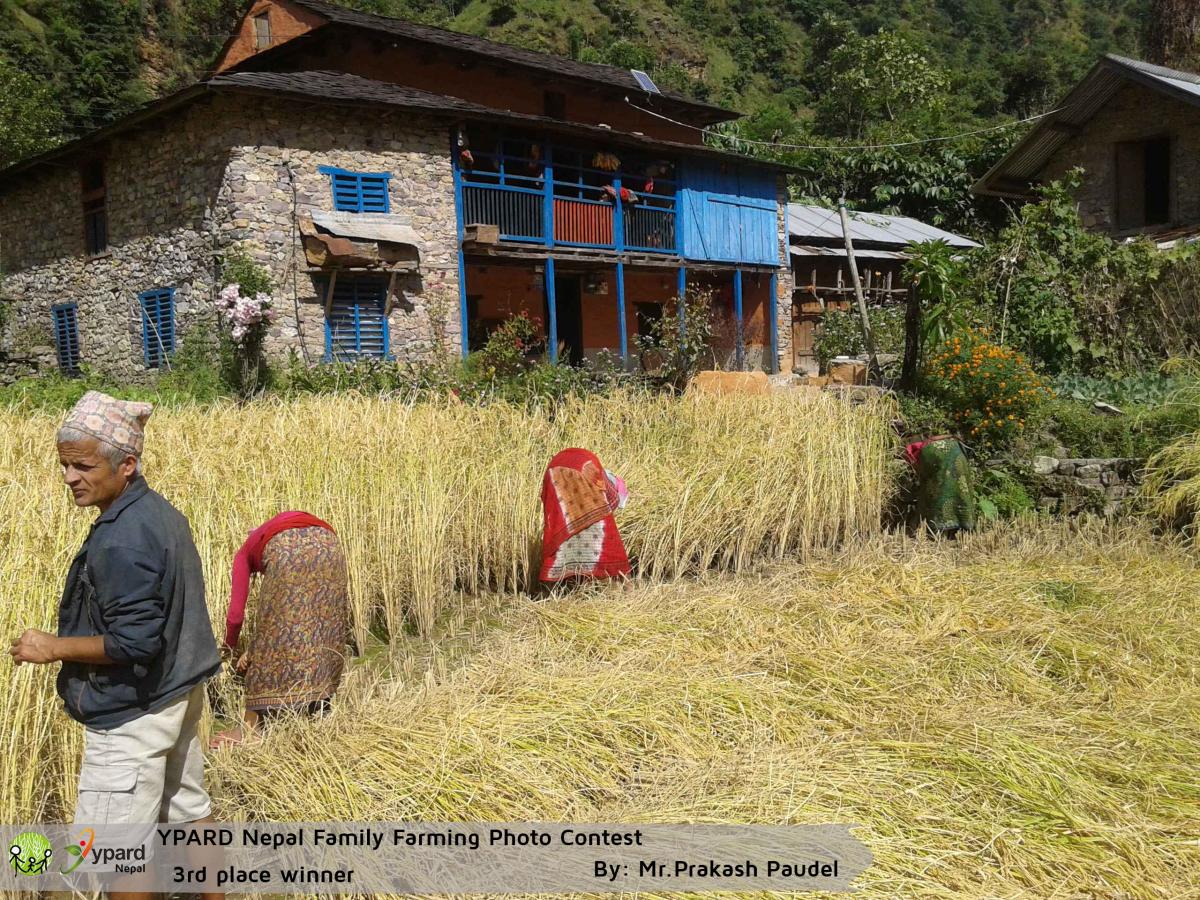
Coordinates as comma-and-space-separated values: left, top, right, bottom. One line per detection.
210, 511, 349, 748
539, 448, 631, 584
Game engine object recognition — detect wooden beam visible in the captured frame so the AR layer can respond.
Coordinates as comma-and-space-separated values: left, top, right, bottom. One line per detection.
616, 260, 628, 368
983, 176, 1036, 197
733, 268, 744, 371
384, 270, 398, 317
546, 256, 558, 363
838, 201, 879, 379
323, 269, 338, 317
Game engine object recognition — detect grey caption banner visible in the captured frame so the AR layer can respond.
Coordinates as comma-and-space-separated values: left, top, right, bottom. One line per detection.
3, 822, 872, 894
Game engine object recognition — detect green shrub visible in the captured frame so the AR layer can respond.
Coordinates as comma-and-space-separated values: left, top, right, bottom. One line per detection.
895, 393, 954, 441
477, 313, 538, 378
921, 328, 1052, 449
220, 247, 273, 297
0, 369, 165, 412
155, 328, 234, 404
1042, 397, 1200, 459
814, 305, 906, 369
634, 286, 718, 391
1052, 372, 1178, 408
975, 465, 1035, 520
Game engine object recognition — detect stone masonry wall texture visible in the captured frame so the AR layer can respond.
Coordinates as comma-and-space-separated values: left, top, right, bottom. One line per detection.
0, 93, 461, 381
1039, 81, 1200, 234
1029, 454, 1144, 517
0, 97, 232, 381
218, 102, 461, 365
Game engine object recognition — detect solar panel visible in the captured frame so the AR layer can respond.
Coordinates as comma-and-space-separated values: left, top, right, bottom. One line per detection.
631, 69, 660, 94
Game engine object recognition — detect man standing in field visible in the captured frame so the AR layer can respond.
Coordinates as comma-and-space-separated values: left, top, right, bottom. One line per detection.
9, 391, 222, 896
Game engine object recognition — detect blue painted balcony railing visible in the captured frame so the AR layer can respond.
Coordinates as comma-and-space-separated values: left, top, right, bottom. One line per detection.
455, 143, 679, 254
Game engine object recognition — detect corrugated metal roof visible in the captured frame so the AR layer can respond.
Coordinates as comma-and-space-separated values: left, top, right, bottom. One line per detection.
789, 245, 909, 260
975, 54, 1200, 196
787, 203, 979, 249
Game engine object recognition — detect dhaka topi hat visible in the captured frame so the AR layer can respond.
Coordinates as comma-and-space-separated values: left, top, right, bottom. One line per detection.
61, 391, 153, 458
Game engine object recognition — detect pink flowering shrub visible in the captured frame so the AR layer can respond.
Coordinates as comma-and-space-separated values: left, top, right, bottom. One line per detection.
218, 248, 276, 397
217, 283, 277, 346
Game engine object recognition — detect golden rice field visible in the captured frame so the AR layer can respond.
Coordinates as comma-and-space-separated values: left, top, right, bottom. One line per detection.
213, 523, 1199, 898
3, 394, 1198, 897
0, 392, 892, 824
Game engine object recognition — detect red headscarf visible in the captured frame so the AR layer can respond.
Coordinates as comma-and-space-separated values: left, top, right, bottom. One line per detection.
539, 448, 630, 582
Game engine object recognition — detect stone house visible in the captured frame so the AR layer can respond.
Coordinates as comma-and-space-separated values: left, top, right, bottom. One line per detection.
0, 0, 792, 383
974, 54, 1200, 245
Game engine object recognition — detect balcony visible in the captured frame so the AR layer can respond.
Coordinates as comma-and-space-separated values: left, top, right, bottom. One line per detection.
456, 138, 678, 255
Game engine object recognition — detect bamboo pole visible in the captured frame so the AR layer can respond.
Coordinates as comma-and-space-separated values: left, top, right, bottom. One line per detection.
838, 200, 879, 379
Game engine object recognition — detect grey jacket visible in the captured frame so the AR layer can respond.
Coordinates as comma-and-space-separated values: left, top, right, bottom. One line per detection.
56, 476, 221, 729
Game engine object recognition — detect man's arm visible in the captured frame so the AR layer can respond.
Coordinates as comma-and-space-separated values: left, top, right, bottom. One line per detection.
90, 543, 167, 666
11, 543, 168, 668
9, 631, 113, 666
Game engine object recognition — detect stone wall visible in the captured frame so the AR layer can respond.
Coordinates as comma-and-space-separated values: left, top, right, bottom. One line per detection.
0, 93, 462, 383
1031, 455, 1145, 517
0, 96, 231, 383
216, 102, 461, 364
773, 175, 794, 374
1040, 80, 1200, 234
0, 349, 54, 383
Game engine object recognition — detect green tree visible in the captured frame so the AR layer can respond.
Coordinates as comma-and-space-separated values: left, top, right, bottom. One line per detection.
1149, 0, 1200, 71
813, 25, 951, 139
0, 55, 62, 166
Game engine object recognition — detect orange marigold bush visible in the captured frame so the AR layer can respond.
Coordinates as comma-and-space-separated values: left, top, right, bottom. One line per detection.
922, 329, 1053, 448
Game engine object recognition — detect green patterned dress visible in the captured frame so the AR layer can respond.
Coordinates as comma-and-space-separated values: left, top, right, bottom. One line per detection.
915, 437, 977, 535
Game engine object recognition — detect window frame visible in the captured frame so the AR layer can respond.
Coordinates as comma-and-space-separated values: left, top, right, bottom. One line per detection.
320, 275, 391, 362
81, 158, 108, 257
138, 287, 176, 369
318, 166, 392, 214
51, 303, 82, 376
253, 11, 272, 50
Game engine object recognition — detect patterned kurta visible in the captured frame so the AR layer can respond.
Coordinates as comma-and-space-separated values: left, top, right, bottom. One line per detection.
243, 527, 349, 711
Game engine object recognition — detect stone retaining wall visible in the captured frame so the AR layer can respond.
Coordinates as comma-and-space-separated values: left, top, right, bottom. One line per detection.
1031, 455, 1145, 517
0, 351, 53, 383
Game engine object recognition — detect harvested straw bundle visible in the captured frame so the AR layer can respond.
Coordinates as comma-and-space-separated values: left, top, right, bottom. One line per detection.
207, 523, 1200, 898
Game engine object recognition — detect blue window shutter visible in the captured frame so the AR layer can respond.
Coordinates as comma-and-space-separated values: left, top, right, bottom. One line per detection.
52, 304, 81, 375
320, 167, 391, 213
323, 276, 388, 361
139, 288, 176, 368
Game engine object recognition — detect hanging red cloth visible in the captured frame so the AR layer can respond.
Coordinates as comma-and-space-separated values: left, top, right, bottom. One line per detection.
539, 448, 631, 583
224, 510, 336, 650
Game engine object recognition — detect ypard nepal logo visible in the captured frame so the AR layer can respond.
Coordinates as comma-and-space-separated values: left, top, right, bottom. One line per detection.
8, 828, 95, 876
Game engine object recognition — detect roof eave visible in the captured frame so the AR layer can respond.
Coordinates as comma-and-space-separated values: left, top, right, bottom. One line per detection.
211, 78, 788, 170
0, 84, 213, 184
973, 54, 1200, 196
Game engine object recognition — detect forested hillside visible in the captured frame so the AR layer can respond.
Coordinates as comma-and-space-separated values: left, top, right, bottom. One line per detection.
0, 0, 1154, 229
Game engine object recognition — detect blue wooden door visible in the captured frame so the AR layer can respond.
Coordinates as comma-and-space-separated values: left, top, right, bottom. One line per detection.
679, 162, 778, 264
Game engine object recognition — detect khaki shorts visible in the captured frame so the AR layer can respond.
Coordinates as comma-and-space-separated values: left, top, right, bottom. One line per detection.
73, 683, 211, 824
